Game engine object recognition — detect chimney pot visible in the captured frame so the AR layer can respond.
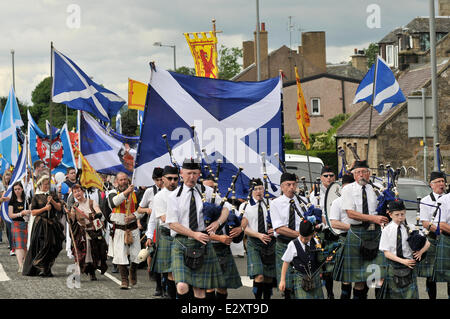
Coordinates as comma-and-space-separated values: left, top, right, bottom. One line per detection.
261, 22, 265, 31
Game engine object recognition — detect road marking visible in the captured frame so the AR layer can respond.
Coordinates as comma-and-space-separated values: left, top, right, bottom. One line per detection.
241, 276, 253, 287
0, 263, 10, 282
97, 270, 122, 286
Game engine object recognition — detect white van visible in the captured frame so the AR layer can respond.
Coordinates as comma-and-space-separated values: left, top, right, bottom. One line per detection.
284, 153, 324, 181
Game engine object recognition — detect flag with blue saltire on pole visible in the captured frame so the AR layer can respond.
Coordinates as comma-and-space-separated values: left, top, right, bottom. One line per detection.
132, 66, 284, 197
51, 47, 125, 123
353, 56, 406, 115
1, 138, 27, 224
46, 119, 60, 136
0, 86, 24, 166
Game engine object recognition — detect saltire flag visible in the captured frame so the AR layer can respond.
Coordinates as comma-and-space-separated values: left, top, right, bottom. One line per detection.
0, 86, 24, 166
1, 140, 27, 224
295, 66, 311, 150
128, 78, 148, 111
52, 47, 125, 123
46, 120, 60, 136
0, 156, 10, 175
73, 145, 103, 190
353, 55, 406, 115
28, 110, 76, 174
133, 66, 284, 198
184, 31, 218, 78
79, 111, 139, 176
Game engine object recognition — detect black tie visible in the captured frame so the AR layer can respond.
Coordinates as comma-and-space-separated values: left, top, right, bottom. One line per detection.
289, 199, 296, 230
189, 188, 198, 231
396, 225, 404, 258
362, 185, 370, 228
258, 201, 265, 233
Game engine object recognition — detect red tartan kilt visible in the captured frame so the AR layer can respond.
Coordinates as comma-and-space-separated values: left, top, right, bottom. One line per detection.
12, 221, 27, 250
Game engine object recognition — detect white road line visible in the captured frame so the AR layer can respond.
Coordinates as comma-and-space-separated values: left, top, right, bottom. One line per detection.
0, 263, 10, 282
97, 270, 122, 286
241, 276, 253, 287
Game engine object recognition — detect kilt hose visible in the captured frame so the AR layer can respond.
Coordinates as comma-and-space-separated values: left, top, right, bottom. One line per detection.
212, 242, 242, 289
12, 221, 27, 250
292, 270, 324, 299
432, 233, 450, 283
333, 225, 386, 283
246, 237, 276, 280
417, 236, 437, 278
171, 235, 225, 289
275, 238, 295, 290
153, 228, 173, 274
379, 262, 419, 299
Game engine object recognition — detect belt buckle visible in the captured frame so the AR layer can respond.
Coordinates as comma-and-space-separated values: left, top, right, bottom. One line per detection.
367, 223, 375, 231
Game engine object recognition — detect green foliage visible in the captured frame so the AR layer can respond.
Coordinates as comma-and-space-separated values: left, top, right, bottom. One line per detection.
366, 43, 379, 68
175, 66, 196, 76
286, 149, 338, 174
284, 134, 294, 150
218, 45, 243, 80
120, 108, 138, 136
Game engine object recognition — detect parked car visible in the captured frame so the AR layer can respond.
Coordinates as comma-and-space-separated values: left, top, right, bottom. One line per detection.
395, 178, 431, 227
285, 153, 324, 182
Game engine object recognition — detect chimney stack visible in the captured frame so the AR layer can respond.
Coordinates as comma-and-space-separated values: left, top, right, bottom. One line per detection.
254, 22, 268, 67
439, 0, 450, 15
351, 49, 368, 73
301, 32, 326, 73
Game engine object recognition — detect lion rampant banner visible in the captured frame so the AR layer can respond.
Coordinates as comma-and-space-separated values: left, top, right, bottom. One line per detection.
184, 31, 218, 78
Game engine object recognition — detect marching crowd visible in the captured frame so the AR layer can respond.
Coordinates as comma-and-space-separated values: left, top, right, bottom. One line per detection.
0, 157, 449, 300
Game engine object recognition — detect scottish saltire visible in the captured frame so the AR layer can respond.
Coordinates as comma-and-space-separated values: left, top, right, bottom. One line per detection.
74, 146, 103, 190
0, 156, 10, 175
52, 47, 125, 122
128, 78, 147, 111
46, 120, 60, 136
79, 111, 139, 176
0, 86, 24, 165
1, 142, 27, 224
138, 110, 144, 133
353, 56, 406, 115
28, 111, 76, 174
184, 31, 218, 78
116, 113, 122, 134
295, 67, 311, 150
133, 66, 283, 197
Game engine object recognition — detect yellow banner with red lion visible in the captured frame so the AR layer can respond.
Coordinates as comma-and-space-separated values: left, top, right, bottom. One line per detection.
184, 31, 218, 78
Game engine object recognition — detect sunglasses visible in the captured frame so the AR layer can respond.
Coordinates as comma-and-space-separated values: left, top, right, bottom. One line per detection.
166, 176, 179, 181
322, 174, 334, 178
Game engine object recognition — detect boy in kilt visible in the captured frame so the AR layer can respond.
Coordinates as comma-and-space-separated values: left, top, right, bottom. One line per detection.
241, 178, 276, 299
271, 172, 308, 299
149, 165, 180, 299
419, 171, 447, 299
431, 192, 450, 296
334, 160, 389, 299
379, 200, 430, 299
166, 159, 229, 299
279, 219, 334, 299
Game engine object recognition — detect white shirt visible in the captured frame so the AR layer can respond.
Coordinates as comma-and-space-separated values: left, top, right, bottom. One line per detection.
145, 209, 157, 241
270, 194, 308, 237
420, 191, 447, 223
153, 188, 173, 229
281, 237, 319, 263
436, 193, 450, 224
166, 183, 218, 237
308, 184, 327, 209
240, 197, 269, 233
139, 186, 160, 209
329, 196, 352, 234
341, 181, 378, 225
379, 221, 415, 259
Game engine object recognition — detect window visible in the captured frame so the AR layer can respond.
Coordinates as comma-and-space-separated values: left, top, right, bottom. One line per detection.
311, 98, 320, 115
386, 45, 394, 66
394, 45, 398, 68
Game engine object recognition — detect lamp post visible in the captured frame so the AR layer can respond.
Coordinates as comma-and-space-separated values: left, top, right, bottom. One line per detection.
153, 42, 176, 71
11, 49, 15, 91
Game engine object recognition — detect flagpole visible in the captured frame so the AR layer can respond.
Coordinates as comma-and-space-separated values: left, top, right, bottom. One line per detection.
11, 49, 15, 92
366, 55, 378, 161
49, 41, 54, 173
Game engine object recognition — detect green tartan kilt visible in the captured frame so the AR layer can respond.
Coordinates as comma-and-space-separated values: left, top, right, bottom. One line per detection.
246, 237, 276, 279
154, 231, 173, 274
212, 243, 242, 289
432, 234, 450, 282
379, 262, 419, 299
333, 225, 386, 283
275, 239, 295, 290
417, 236, 437, 278
317, 231, 339, 274
171, 235, 226, 289
293, 270, 324, 299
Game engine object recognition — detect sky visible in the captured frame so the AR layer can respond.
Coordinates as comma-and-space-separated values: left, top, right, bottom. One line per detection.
0, 0, 431, 105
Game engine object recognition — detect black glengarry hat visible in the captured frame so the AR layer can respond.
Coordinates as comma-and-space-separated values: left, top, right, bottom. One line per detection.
321, 166, 334, 175
280, 172, 297, 184
429, 171, 446, 183
351, 160, 369, 171
342, 174, 355, 184
387, 200, 406, 212
163, 165, 179, 176
152, 167, 164, 179
300, 219, 314, 237
182, 158, 201, 170
249, 178, 263, 188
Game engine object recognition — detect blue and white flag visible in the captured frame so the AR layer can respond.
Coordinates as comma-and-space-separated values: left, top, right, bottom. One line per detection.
1, 140, 27, 224
0, 86, 24, 166
116, 113, 122, 134
133, 66, 284, 197
353, 56, 406, 115
52, 48, 125, 123
80, 111, 139, 176
28, 111, 76, 174
46, 119, 60, 136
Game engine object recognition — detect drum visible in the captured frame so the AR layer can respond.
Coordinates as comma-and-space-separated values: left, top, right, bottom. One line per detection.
324, 181, 342, 236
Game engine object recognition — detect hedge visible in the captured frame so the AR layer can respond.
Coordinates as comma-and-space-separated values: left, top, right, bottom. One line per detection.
285, 149, 338, 175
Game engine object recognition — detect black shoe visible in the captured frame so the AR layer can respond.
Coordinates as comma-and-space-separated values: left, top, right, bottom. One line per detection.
154, 288, 162, 296
327, 293, 335, 299
40, 271, 54, 278
90, 273, 98, 281
112, 265, 119, 273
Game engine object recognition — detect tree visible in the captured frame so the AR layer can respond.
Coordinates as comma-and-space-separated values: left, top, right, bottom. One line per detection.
175, 66, 195, 76
119, 108, 138, 136
218, 45, 243, 80
366, 43, 379, 68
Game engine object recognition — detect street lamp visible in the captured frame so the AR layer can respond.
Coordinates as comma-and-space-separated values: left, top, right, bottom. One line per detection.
153, 42, 176, 71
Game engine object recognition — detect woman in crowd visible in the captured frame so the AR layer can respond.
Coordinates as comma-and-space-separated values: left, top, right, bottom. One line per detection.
0, 170, 14, 255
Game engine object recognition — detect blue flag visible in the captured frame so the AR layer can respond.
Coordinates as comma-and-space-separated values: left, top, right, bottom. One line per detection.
133, 66, 284, 197
80, 111, 139, 176
52, 48, 125, 123
28, 111, 76, 174
353, 56, 406, 115
1, 141, 27, 224
0, 86, 24, 165
46, 119, 60, 136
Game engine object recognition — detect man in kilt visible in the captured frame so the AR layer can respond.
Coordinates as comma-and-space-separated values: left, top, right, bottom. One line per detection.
432, 192, 450, 297
271, 172, 308, 299
334, 160, 389, 299
379, 200, 430, 299
166, 158, 229, 299
241, 178, 276, 299
149, 165, 180, 299
419, 171, 447, 299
